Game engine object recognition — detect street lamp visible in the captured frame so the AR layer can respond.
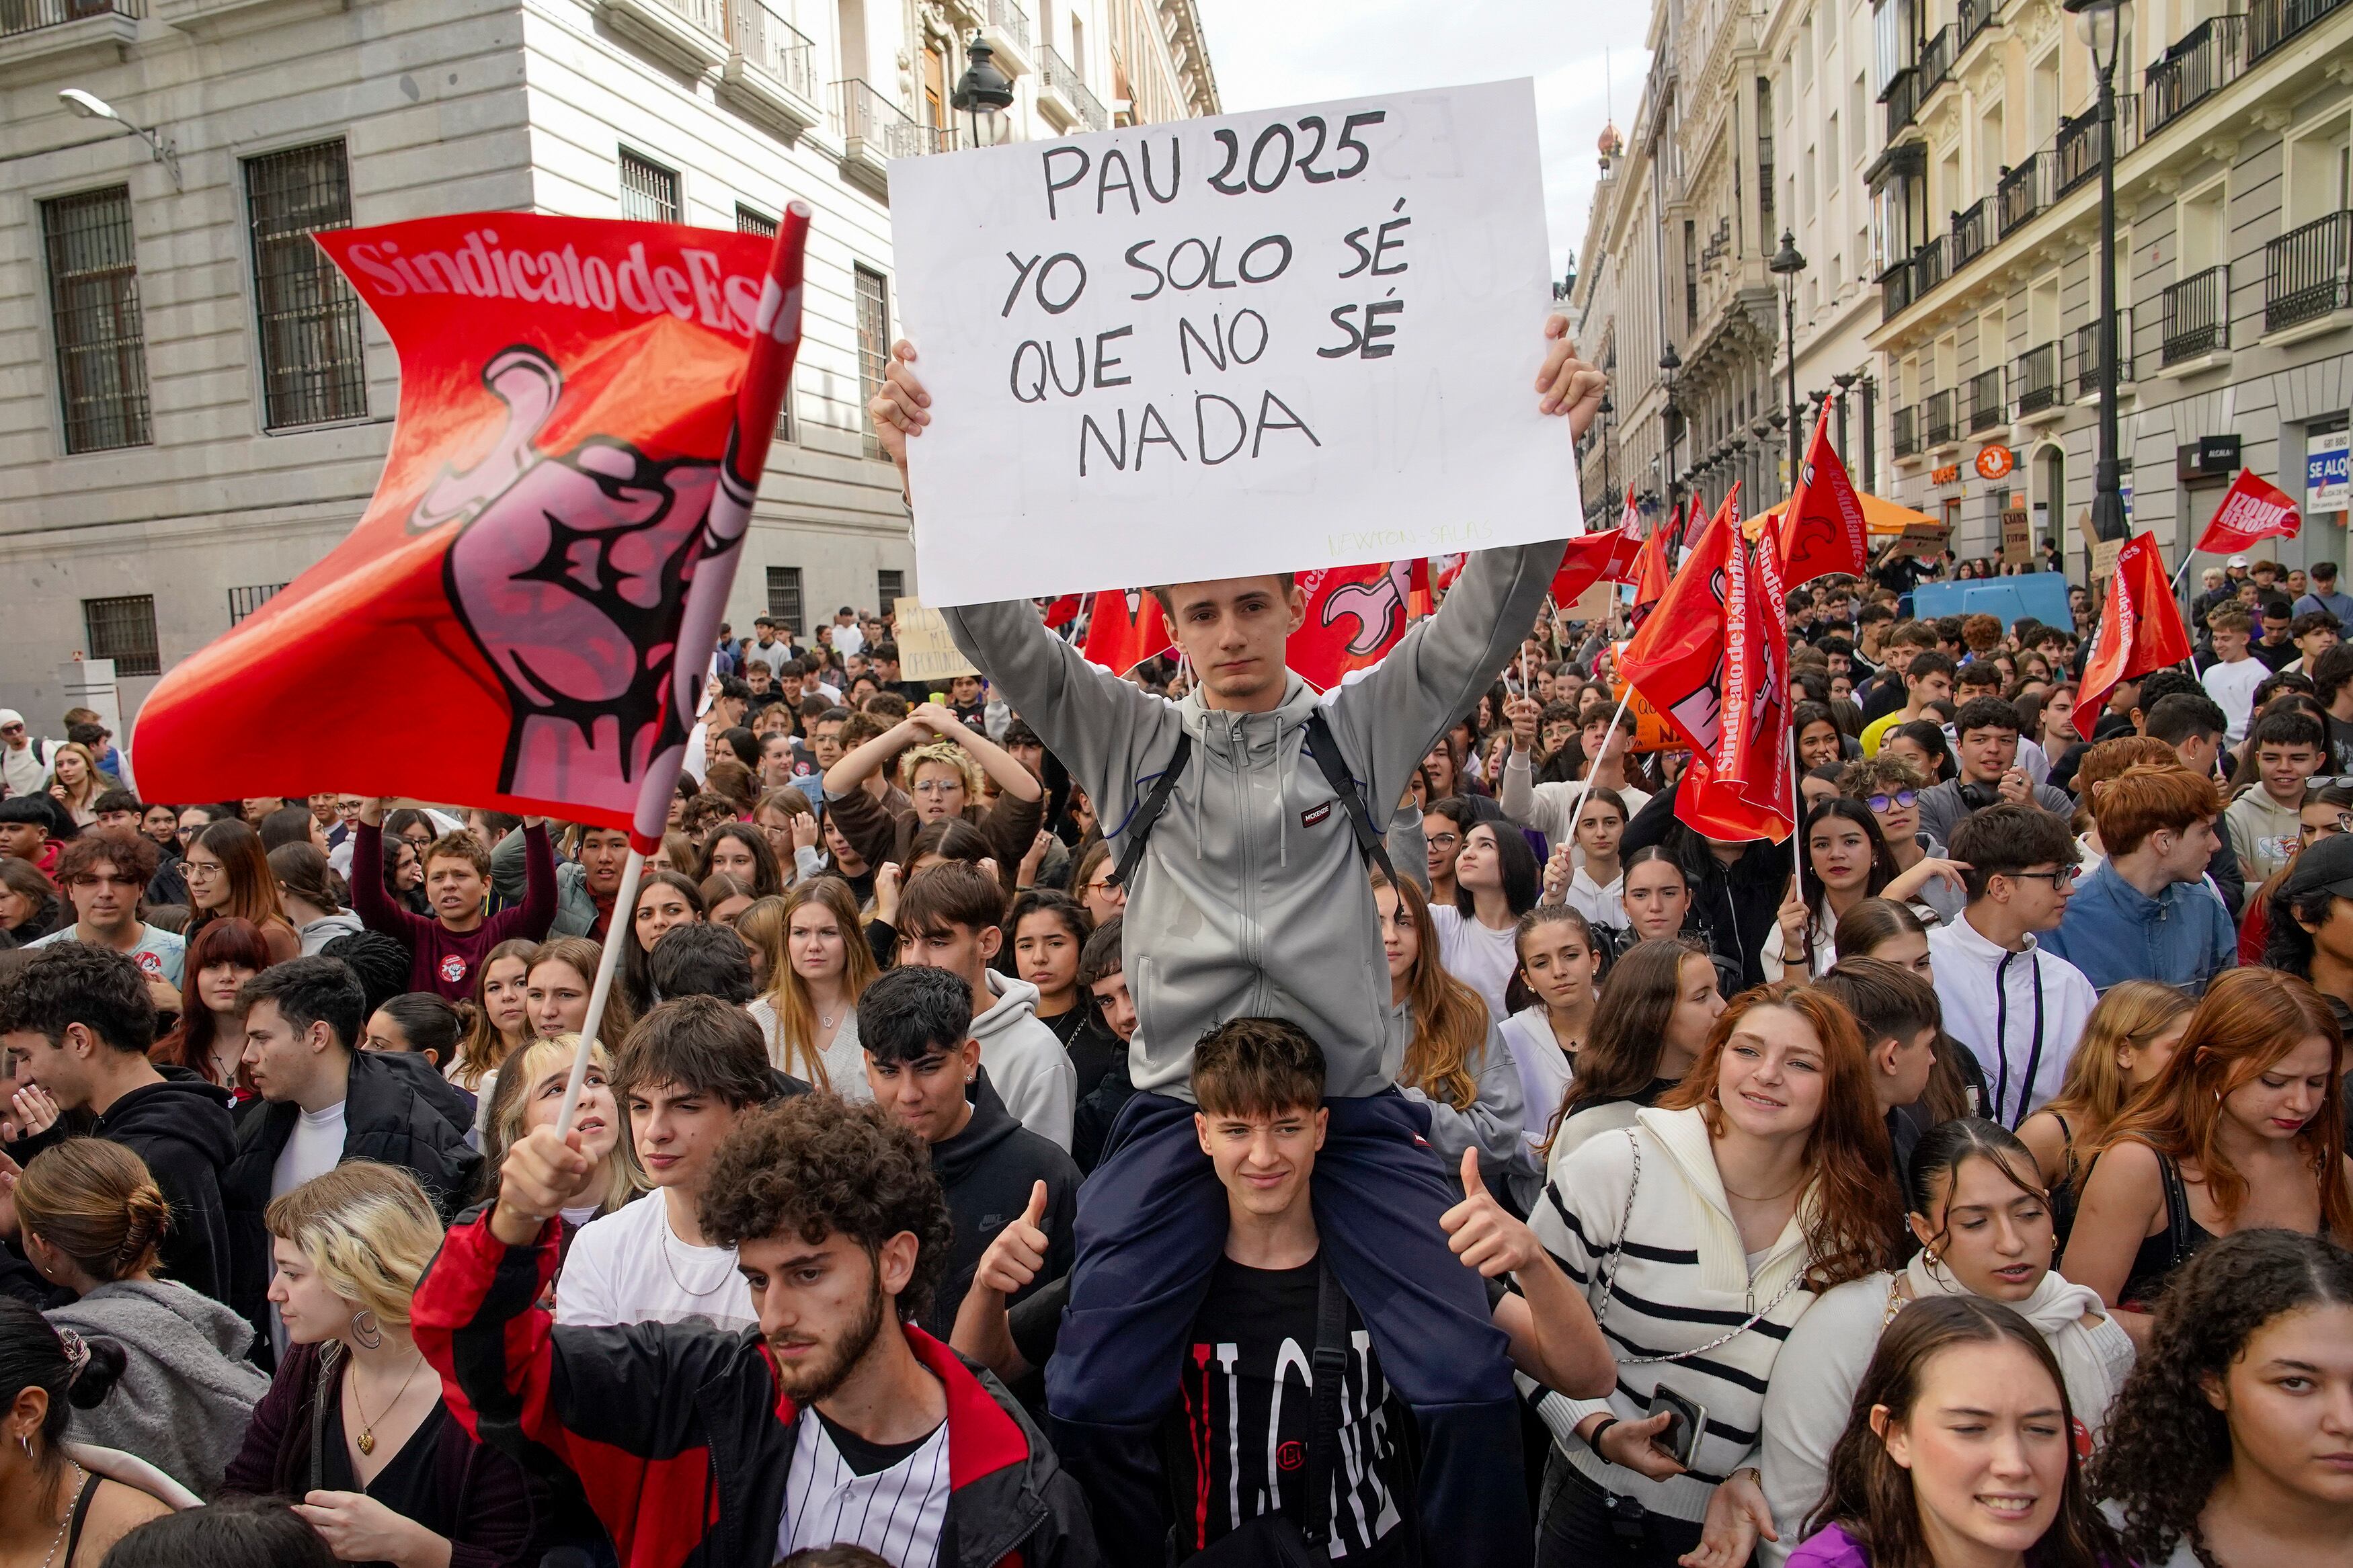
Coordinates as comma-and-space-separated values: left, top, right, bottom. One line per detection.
949, 35, 1014, 150
1659, 341, 1684, 528
58, 89, 180, 190
1768, 229, 1807, 486
1833, 370, 1858, 458
2065, 0, 2129, 544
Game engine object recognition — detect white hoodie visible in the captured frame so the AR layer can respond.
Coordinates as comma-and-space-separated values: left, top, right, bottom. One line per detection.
970, 971, 1076, 1151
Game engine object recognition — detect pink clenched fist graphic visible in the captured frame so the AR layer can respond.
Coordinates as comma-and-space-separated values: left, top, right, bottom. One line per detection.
416, 345, 727, 811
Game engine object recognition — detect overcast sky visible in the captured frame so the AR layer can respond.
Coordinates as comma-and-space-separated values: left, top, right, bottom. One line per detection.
1191, 0, 1653, 280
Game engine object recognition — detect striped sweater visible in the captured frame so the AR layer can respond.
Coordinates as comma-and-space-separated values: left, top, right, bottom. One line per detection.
1528, 1105, 1822, 1523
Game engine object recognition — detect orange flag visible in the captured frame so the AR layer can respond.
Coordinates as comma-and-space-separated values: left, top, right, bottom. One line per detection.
1778, 395, 1871, 585
2076, 532, 2194, 739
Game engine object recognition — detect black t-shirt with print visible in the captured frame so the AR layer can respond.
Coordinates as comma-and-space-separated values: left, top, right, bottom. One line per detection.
1161, 1254, 1413, 1564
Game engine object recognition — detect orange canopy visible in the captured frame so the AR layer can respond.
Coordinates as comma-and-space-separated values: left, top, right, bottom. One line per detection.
1740, 491, 1937, 540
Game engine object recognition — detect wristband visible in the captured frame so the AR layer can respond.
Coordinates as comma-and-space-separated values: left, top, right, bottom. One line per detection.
1585, 1415, 1620, 1456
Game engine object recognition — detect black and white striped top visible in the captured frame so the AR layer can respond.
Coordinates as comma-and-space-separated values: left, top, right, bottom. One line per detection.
1527, 1104, 1821, 1524
777, 1408, 952, 1565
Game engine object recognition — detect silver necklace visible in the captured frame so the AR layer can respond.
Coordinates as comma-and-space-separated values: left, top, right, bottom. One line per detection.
660, 1210, 735, 1298
38, 1462, 87, 1568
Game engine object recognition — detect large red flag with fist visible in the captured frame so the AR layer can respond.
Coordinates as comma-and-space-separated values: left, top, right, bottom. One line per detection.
1778, 399, 1871, 585
2076, 532, 2194, 740
132, 212, 811, 837
1291, 563, 1412, 690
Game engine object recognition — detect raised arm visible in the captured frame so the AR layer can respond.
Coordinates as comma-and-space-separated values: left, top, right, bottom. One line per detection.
915, 702, 1041, 804
346, 813, 424, 948
823, 714, 927, 800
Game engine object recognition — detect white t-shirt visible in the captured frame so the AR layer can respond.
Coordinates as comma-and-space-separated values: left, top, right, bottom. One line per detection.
2202, 656, 2270, 744
1564, 869, 1627, 932
269, 1101, 347, 1356
30, 923, 186, 987
832, 622, 866, 658
778, 1403, 951, 1564
1429, 904, 1520, 1028
556, 1192, 754, 1333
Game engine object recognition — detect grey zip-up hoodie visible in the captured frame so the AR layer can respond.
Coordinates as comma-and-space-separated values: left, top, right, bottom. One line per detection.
969, 971, 1078, 1151
50, 1278, 270, 1497
944, 540, 1564, 1100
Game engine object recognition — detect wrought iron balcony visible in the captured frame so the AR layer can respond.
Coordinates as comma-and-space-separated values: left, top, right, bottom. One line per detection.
1894, 403, 1921, 458
1882, 261, 1916, 319
1966, 366, 2005, 432
1997, 151, 2052, 233
2054, 99, 2141, 196
1912, 235, 1949, 298
1952, 198, 1989, 269
1917, 24, 1954, 95
2265, 211, 2351, 333
2143, 15, 2246, 137
1886, 69, 1920, 138
0, 0, 139, 35
2250, 0, 2345, 57
2075, 314, 2132, 396
1958, 0, 2001, 53
1037, 44, 1109, 133
2015, 341, 2063, 415
1923, 388, 1957, 448
835, 79, 952, 163
2160, 264, 2231, 364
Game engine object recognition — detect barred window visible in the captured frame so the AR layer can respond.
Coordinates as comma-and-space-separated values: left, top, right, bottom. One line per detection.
621, 151, 681, 223
877, 569, 904, 619
245, 140, 367, 430
83, 595, 160, 677
854, 265, 891, 460
227, 583, 288, 625
766, 566, 805, 634
736, 208, 796, 443
41, 186, 151, 455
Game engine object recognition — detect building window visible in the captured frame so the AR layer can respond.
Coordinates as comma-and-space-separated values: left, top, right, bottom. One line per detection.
227, 583, 288, 626
245, 140, 368, 430
876, 569, 905, 618
854, 265, 891, 460
41, 186, 151, 455
83, 595, 160, 677
620, 151, 681, 223
766, 566, 805, 634
735, 208, 794, 442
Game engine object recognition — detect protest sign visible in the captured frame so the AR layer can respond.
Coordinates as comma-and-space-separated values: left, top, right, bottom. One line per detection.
2001, 505, 2032, 567
891, 78, 1577, 606
891, 600, 978, 683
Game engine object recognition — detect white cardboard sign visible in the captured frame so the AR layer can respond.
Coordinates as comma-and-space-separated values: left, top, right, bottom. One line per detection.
891, 78, 1579, 606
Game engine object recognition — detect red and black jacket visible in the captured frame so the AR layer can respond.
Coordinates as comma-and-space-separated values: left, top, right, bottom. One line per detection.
412, 1208, 1103, 1568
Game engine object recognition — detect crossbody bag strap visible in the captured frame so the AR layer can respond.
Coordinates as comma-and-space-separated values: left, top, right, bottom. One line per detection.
2160, 1152, 2196, 1269
1108, 733, 1192, 890
1301, 708, 1398, 885
1304, 1257, 1351, 1546
1589, 1128, 1643, 1331
309, 1342, 341, 1494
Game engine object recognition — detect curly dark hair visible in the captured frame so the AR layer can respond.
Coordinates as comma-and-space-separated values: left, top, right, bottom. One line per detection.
2089, 1229, 2353, 1566
697, 1094, 953, 1324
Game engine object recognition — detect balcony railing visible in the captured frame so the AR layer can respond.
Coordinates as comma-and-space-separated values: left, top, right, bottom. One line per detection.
2054, 99, 2141, 195
1952, 198, 1989, 269
1997, 151, 2052, 233
1038, 44, 1109, 132
2075, 314, 2132, 396
2266, 211, 2352, 332
726, 0, 815, 106
1894, 403, 1922, 458
2016, 341, 2063, 415
2250, 0, 2345, 58
1966, 366, 2005, 431
2160, 264, 2231, 363
1923, 388, 1958, 448
2143, 15, 2246, 137
984, 0, 1029, 54
1958, 0, 2000, 53
0, 0, 139, 33
1912, 235, 1949, 298
1917, 24, 1955, 94
1886, 69, 1920, 138
1881, 262, 1915, 319
834, 79, 953, 159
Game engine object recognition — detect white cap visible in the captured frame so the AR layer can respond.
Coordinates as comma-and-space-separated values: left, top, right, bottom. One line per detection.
0, 709, 20, 728
2228, 554, 2250, 567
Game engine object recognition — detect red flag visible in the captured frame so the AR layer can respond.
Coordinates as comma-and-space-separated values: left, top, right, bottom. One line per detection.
1620, 503, 1738, 760
2195, 468, 2301, 554
1629, 528, 1673, 624
132, 211, 811, 838
2075, 532, 2196, 740
1043, 593, 1084, 630
1290, 563, 1410, 690
1778, 397, 1871, 585
1733, 529, 1796, 836
1550, 528, 1644, 608
1080, 588, 1172, 675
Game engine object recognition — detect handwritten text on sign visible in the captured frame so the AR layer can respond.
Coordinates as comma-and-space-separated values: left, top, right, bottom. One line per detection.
891, 79, 1578, 606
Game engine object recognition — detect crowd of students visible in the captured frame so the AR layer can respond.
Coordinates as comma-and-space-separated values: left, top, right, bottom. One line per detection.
1, 323, 2350, 1568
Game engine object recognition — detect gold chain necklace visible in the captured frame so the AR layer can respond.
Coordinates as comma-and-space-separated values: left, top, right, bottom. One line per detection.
350, 1351, 427, 1456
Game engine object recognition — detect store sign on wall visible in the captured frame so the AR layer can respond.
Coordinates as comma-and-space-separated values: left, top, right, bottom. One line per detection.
1931, 462, 1961, 485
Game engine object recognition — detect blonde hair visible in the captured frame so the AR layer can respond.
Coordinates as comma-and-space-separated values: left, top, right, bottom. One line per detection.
751, 878, 878, 1089
2041, 979, 2197, 1149
480, 1034, 644, 1217
263, 1162, 443, 1328
15, 1139, 169, 1283
895, 741, 982, 798
1373, 870, 1486, 1110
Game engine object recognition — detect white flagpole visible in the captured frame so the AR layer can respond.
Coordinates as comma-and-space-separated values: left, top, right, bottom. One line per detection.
554, 847, 645, 1131
1556, 682, 1638, 856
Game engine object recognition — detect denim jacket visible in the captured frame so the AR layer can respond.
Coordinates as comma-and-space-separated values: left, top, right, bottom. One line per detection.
2042, 859, 2235, 995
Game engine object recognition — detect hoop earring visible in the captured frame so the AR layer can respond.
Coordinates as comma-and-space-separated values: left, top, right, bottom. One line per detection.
350, 1310, 382, 1350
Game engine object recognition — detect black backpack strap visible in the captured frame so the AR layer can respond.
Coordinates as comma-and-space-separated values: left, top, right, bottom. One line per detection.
1108, 733, 1191, 890
1305, 1258, 1351, 1546
1301, 708, 1398, 885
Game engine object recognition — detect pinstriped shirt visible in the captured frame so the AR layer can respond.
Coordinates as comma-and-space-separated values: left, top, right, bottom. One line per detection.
778, 1406, 951, 1566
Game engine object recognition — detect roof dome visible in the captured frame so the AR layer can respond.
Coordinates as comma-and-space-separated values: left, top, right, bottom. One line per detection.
1598, 122, 1624, 156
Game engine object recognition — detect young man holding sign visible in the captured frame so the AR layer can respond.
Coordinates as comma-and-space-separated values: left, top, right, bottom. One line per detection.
871, 317, 1604, 1565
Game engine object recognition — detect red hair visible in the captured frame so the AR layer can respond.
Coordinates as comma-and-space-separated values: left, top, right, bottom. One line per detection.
153, 915, 274, 1085
2097, 967, 2353, 1238
1660, 980, 1903, 1288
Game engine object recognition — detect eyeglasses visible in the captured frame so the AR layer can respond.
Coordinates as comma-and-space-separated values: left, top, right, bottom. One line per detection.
1863, 790, 1920, 813
911, 780, 962, 796
1425, 831, 1462, 850
2006, 868, 2079, 891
